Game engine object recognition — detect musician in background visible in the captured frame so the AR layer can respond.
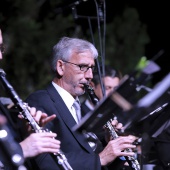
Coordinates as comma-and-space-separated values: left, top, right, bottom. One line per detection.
81, 65, 122, 116
0, 28, 61, 169
25, 37, 137, 170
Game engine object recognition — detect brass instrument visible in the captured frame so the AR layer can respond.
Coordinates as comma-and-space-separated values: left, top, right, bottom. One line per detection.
0, 69, 73, 170
84, 84, 140, 170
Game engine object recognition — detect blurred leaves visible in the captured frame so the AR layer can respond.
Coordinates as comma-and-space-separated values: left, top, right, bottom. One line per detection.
0, 0, 150, 99
94, 7, 150, 75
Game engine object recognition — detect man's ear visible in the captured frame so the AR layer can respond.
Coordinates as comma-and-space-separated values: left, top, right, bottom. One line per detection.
56, 60, 65, 76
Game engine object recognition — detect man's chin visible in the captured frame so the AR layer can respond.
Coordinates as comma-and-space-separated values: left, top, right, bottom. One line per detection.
76, 88, 85, 96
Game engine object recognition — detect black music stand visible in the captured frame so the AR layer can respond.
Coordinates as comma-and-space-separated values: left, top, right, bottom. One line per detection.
72, 59, 162, 133
72, 73, 170, 135
72, 73, 170, 169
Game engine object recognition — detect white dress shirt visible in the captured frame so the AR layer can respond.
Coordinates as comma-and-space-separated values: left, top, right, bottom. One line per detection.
52, 82, 80, 123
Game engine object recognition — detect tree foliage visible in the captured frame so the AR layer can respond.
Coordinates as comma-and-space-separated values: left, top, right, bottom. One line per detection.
0, 0, 150, 99
93, 7, 150, 75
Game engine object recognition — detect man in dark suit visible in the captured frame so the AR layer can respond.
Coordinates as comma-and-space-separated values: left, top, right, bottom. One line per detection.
26, 37, 137, 170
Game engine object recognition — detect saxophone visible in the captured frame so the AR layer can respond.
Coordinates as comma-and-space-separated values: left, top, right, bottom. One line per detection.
0, 69, 73, 170
84, 84, 140, 170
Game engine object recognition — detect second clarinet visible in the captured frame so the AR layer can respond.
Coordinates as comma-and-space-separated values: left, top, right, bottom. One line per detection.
104, 119, 140, 170
84, 84, 140, 170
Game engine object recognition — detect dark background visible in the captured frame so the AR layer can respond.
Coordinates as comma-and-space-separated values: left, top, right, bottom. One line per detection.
60, 0, 169, 84
0, 0, 169, 98
132, 1, 169, 84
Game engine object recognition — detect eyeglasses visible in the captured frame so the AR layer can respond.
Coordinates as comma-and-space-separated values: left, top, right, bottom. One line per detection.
0, 44, 5, 54
63, 60, 95, 72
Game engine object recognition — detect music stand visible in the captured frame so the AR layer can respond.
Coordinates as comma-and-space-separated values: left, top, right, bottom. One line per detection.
72, 73, 170, 169
72, 73, 170, 136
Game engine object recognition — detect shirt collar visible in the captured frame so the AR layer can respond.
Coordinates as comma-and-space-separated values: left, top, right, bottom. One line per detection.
52, 81, 79, 109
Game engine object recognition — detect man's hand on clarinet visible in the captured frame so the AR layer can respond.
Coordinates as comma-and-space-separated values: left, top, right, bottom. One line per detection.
100, 119, 137, 166
20, 132, 61, 158
29, 107, 56, 127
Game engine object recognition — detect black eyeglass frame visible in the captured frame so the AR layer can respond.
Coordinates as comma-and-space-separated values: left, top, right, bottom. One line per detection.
62, 60, 95, 72
0, 44, 5, 54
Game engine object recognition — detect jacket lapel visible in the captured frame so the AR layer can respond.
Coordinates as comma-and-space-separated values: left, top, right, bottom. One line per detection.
46, 83, 93, 153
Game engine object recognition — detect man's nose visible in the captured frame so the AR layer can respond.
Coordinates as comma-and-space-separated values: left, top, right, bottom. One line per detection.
84, 68, 93, 79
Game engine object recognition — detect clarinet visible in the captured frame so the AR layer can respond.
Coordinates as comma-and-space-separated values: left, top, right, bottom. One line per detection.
104, 119, 140, 170
84, 84, 140, 170
0, 69, 73, 170
84, 84, 99, 105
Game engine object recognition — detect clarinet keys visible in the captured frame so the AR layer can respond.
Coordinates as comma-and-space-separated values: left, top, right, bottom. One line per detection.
104, 119, 141, 170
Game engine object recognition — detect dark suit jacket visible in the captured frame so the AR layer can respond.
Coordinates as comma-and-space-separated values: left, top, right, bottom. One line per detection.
81, 100, 106, 143
81, 101, 129, 170
25, 83, 101, 170
81, 100, 91, 118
